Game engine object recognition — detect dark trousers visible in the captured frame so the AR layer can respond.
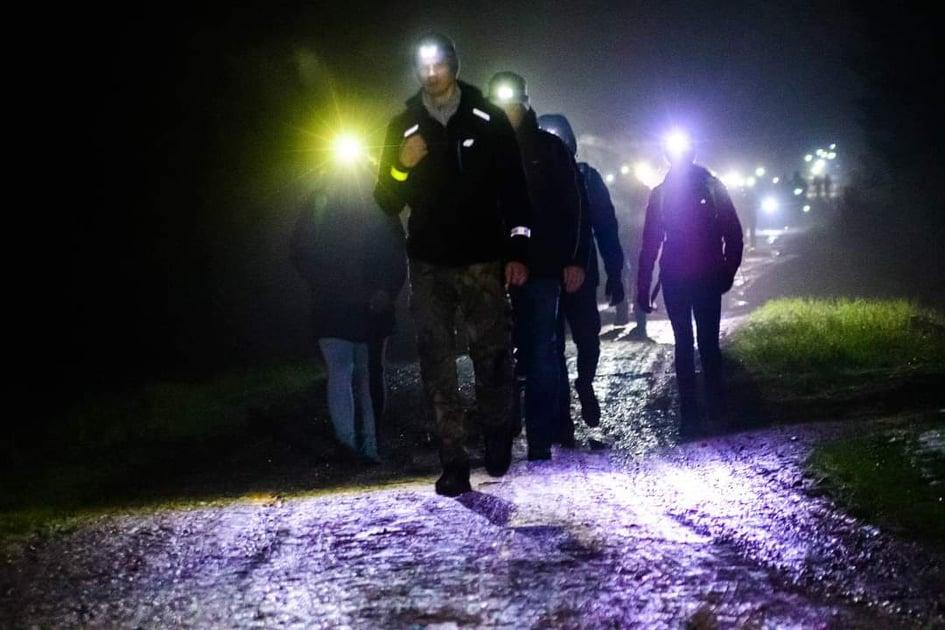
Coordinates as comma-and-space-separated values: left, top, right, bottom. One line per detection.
511, 277, 561, 450
368, 336, 387, 442
662, 279, 723, 405
555, 278, 601, 428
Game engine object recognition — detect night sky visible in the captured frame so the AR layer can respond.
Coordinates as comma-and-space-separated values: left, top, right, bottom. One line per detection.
33, 2, 941, 397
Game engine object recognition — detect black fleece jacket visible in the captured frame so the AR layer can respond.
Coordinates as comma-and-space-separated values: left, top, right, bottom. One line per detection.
374, 82, 533, 267
514, 108, 586, 279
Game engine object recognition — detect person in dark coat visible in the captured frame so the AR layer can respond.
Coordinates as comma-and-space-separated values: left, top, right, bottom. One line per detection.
291, 158, 407, 462
374, 34, 533, 496
537, 114, 626, 440
488, 73, 586, 460
637, 133, 743, 437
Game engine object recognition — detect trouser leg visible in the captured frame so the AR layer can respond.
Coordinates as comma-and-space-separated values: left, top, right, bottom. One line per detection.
352, 342, 378, 459
568, 280, 602, 388
554, 302, 572, 434
410, 261, 465, 467
367, 336, 387, 444
662, 281, 698, 411
458, 262, 515, 436
318, 337, 357, 451
693, 286, 723, 412
510, 277, 560, 450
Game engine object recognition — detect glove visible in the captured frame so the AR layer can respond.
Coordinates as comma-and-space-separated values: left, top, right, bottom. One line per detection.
605, 275, 625, 306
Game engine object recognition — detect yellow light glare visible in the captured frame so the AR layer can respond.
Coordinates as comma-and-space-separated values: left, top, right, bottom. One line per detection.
332, 133, 364, 164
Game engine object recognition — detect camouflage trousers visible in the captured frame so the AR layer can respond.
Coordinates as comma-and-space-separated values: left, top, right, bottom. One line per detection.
409, 260, 514, 467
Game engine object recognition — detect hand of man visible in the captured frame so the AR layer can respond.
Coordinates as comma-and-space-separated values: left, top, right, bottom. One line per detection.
605, 275, 625, 306
398, 134, 428, 169
636, 288, 654, 314
505, 261, 528, 288
562, 265, 585, 294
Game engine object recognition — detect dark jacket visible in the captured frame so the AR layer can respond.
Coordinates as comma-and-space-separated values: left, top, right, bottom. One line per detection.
577, 162, 625, 287
515, 108, 586, 279
291, 181, 407, 342
637, 163, 743, 293
374, 81, 533, 267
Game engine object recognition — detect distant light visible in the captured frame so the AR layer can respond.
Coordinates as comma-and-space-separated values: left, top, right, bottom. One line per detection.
663, 129, 692, 159
803, 204, 811, 213
772, 176, 780, 184
829, 143, 837, 150
746, 176, 756, 187
634, 161, 662, 189
761, 196, 779, 214
332, 133, 364, 164
804, 154, 813, 162
605, 173, 615, 184
816, 149, 827, 158
722, 170, 744, 189
811, 159, 827, 175
827, 152, 837, 160
755, 166, 766, 177
793, 187, 804, 196
620, 164, 630, 175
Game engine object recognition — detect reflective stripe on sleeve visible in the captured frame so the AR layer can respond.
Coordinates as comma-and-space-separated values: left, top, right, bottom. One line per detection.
403, 123, 420, 138
510, 226, 531, 238
390, 165, 409, 182
472, 108, 491, 122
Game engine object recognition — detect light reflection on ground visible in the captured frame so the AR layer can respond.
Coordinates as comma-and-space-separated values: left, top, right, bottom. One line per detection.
2, 229, 942, 627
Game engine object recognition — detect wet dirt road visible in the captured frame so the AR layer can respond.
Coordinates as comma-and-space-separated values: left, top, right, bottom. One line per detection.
2, 232, 943, 628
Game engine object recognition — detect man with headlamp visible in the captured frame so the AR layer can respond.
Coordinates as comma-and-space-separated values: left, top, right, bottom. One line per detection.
375, 34, 533, 496
637, 130, 743, 437
487, 72, 586, 461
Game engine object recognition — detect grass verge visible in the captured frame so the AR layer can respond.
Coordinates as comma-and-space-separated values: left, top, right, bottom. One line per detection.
0, 361, 344, 538
808, 420, 945, 549
726, 298, 945, 419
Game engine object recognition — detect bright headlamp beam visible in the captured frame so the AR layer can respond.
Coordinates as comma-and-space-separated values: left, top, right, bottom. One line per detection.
332, 133, 364, 164
496, 84, 515, 102
418, 44, 440, 64
663, 130, 691, 158
761, 197, 779, 214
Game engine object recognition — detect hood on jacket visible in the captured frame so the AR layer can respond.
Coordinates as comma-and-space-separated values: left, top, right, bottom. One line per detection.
537, 113, 577, 156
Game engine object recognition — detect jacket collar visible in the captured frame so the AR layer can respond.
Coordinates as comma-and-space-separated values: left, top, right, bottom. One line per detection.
406, 80, 485, 117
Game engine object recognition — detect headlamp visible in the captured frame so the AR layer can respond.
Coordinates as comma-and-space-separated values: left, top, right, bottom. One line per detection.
663, 130, 692, 160
418, 44, 442, 65
496, 84, 515, 102
332, 133, 364, 165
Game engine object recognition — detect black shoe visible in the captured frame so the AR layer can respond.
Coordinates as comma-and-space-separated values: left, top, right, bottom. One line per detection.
527, 446, 552, 461
435, 463, 472, 497
625, 325, 649, 341
484, 426, 513, 477
576, 381, 601, 427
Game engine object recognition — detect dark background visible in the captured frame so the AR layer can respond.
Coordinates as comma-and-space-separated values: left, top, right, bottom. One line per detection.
26, 1, 945, 404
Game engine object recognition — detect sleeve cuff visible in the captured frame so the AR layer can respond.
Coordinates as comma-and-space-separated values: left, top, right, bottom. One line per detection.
389, 165, 409, 182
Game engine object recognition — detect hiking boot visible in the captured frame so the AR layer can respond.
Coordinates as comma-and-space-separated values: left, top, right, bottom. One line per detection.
575, 380, 601, 427
484, 426, 513, 477
435, 463, 472, 497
